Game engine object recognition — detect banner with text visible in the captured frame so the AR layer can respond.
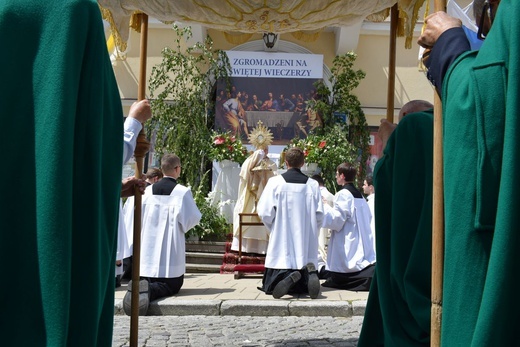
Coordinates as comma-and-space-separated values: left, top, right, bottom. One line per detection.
215, 51, 324, 144
228, 51, 323, 79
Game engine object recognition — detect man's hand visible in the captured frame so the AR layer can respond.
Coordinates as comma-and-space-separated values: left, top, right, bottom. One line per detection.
128, 99, 152, 124
418, 11, 462, 49
121, 176, 147, 197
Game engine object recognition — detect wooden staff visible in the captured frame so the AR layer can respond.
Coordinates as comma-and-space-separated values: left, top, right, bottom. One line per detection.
130, 12, 150, 347
386, 3, 398, 122
431, 0, 447, 345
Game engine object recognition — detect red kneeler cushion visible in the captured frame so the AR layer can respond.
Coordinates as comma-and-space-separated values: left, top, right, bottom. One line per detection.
233, 264, 265, 272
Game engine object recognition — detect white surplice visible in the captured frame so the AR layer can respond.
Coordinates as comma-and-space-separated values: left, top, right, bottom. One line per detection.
318, 186, 335, 269
122, 195, 135, 254
256, 175, 324, 269
115, 116, 143, 274
322, 188, 376, 273
366, 193, 376, 249
139, 185, 201, 278
116, 199, 131, 275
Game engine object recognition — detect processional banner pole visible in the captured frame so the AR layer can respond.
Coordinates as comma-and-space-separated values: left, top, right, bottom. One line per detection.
130, 12, 150, 347
431, 0, 447, 346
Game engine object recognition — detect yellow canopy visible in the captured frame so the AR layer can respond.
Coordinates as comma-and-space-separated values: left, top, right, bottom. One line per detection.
99, 0, 427, 51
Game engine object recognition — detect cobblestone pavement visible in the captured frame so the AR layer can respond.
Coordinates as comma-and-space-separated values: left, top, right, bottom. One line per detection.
113, 315, 363, 347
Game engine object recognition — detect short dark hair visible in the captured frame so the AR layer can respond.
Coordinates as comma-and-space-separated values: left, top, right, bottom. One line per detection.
365, 175, 373, 186
161, 153, 181, 175
337, 162, 357, 182
311, 174, 325, 186
286, 147, 305, 168
144, 167, 163, 180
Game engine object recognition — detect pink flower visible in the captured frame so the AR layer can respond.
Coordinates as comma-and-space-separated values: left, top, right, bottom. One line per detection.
214, 136, 225, 145
303, 150, 309, 157
230, 136, 236, 142
318, 140, 326, 148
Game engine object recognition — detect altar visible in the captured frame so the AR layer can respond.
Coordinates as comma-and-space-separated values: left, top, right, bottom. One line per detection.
211, 147, 285, 223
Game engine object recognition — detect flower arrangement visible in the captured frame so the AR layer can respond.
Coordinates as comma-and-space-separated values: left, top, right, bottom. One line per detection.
285, 125, 358, 192
209, 131, 249, 165
286, 134, 327, 164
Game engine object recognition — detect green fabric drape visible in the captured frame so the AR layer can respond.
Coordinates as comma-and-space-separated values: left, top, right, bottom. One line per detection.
441, 0, 520, 345
0, 0, 123, 346
358, 110, 433, 346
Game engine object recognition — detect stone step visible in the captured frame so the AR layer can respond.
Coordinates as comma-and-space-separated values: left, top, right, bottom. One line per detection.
185, 263, 221, 273
185, 241, 227, 254
186, 251, 224, 266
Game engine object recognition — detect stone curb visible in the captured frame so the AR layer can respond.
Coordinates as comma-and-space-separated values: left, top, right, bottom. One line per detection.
115, 299, 367, 318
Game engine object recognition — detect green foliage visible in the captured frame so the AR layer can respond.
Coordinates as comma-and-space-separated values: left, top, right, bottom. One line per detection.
148, 25, 233, 240
147, 25, 232, 196
190, 172, 230, 240
306, 52, 370, 189
285, 124, 358, 193
208, 130, 249, 165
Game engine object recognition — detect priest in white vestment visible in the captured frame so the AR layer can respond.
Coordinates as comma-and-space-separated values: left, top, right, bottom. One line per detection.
257, 147, 324, 299
321, 162, 376, 291
123, 153, 201, 316
231, 121, 277, 254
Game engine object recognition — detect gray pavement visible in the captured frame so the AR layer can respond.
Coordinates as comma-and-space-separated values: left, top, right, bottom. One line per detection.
114, 274, 368, 346
115, 273, 369, 318
112, 315, 363, 347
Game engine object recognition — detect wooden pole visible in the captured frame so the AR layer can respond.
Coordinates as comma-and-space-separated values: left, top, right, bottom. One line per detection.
130, 12, 151, 347
431, 1, 447, 346
386, 3, 398, 122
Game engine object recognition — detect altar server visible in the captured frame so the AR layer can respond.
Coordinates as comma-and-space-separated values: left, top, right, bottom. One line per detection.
123, 153, 201, 315
257, 147, 324, 299
116, 100, 152, 285
322, 163, 376, 291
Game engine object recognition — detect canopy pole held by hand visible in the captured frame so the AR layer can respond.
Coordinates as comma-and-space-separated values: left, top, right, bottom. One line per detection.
130, 12, 151, 347
386, 3, 398, 122
431, 0, 447, 346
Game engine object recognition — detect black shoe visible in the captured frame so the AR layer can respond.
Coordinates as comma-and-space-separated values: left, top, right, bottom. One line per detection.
321, 278, 338, 288
318, 266, 330, 280
121, 256, 133, 280
123, 280, 150, 316
305, 263, 320, 299
272, 271, 302, 299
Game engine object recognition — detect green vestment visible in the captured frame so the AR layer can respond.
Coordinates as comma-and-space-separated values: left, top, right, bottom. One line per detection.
358, 110, 433, 346
441, 0, 520, 345
0, 1, 123, 346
